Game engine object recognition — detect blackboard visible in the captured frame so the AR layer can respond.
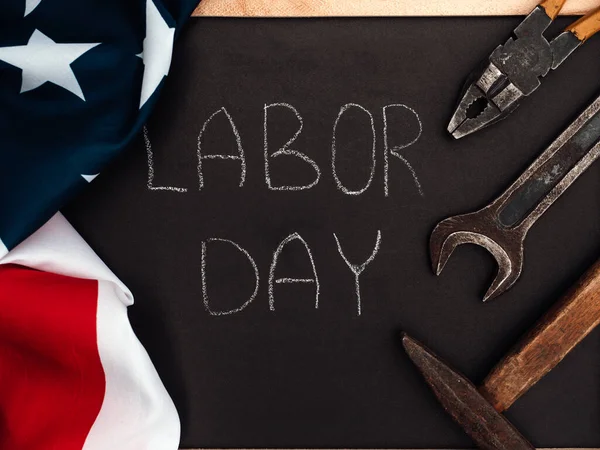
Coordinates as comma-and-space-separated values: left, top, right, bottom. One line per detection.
64, 17, 600, 448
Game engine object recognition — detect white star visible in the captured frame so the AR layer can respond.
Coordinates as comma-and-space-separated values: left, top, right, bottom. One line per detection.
24, 0, 43, 16
0, 238, 7, 258
138, 0, 175, 108
0, 29, 99, 100
81, 173, 99, 182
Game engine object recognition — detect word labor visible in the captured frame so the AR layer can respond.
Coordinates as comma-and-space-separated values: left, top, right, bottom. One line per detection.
201, 231, 382, 317
145, 102, 424, 197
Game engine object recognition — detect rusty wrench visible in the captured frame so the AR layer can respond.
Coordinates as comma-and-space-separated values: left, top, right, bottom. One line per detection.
431, 94, 600, 301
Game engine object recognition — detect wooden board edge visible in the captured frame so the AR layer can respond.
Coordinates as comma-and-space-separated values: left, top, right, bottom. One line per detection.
192, 0, 596, 17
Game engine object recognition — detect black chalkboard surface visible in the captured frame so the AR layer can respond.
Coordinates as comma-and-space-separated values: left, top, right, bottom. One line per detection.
64, 17, 600, 448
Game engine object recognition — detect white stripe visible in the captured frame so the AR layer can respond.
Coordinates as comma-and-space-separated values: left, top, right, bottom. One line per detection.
0, 212, 131, 302
0, 237, 7, 259
83, 280, 180, 450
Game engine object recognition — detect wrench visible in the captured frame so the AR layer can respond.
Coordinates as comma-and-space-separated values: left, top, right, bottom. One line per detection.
431, 94, 600, 301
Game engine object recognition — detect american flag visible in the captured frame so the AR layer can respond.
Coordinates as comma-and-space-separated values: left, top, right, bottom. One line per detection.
0, 0, 198, 448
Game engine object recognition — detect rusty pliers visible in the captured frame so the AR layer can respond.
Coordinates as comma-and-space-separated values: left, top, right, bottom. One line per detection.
448, 0, 600, 139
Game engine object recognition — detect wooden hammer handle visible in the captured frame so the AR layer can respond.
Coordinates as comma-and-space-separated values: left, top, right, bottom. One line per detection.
479, 258, 600, 412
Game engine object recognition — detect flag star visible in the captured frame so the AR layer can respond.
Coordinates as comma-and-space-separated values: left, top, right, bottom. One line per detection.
81, 173, 99, 183
0, 29, 99, 100
0, 237, 7, 258
24, 0, 43, 16
138, 0, 175, 108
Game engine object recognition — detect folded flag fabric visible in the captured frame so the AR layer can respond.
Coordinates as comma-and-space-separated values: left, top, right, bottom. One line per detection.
1, 0, 200, 447
0, 213, 180, 449
0, 0, 199, 256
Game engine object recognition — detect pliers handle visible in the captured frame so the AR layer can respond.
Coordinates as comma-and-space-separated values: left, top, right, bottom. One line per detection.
541, 0, 600, 41
539, 0, 566, 19
565, 3, 600, 42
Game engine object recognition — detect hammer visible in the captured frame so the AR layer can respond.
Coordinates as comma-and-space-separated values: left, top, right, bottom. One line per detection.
403, 257, 600, 449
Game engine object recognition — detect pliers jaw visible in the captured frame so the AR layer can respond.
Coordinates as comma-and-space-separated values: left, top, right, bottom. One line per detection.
447, 61, 522, 139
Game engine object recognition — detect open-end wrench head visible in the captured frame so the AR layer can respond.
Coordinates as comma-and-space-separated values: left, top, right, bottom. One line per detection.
430, 212, 524, 301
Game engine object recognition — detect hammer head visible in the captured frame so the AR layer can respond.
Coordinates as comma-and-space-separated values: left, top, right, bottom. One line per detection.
402, 334, 534, 450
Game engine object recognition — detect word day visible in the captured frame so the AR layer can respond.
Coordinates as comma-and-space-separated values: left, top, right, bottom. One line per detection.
145, 102, 424, 196
202, 231, 382, 317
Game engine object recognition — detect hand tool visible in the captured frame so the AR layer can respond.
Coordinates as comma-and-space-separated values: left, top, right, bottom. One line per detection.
447, 0, 600, 139
402, 257, 600, 449
431, 93, 600, 301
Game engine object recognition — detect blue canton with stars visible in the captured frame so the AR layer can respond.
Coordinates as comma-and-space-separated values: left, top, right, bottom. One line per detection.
0, 0, 198, 254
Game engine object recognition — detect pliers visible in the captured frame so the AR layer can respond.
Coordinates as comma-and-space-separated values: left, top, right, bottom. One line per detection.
448, 0, 600, 139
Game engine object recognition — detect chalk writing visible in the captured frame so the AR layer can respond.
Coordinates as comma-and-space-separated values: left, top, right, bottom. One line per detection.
197, 232, 386, 316
333, 230, 382, 316
268, 232, 320, 311
145, 102, 423, 318
146, 101, 424, 196
331, 103, 377, 195
382, 104, 423, 197
197, 107, 246, 190
201, 238, 259, 316
144, 125, 187, 192
264, 102, 321, 191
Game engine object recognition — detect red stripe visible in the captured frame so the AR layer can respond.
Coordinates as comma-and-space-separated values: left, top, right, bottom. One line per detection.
0, 265, 105, 450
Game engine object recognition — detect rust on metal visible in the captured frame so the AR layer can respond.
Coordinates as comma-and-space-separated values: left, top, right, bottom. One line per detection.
447, 0, 600, 138
401, 334, 534, 450
431, 94, 600, 301
404, 258, 600, 446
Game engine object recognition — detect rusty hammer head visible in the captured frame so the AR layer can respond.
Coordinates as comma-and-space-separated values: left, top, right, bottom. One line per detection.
402, 334, 534, 450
